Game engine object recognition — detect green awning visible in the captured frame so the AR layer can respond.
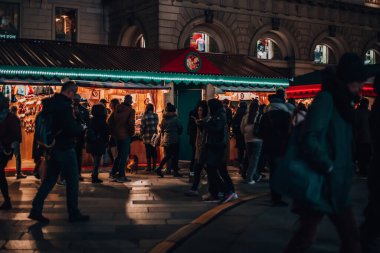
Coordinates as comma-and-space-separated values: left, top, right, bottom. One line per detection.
0, 66, 289, 88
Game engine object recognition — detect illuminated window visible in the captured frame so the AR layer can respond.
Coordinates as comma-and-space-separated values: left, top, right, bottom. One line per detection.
136, 34, 146, 48
186, 32, 219, 53
55, 7, 77, 42
314, 44, 330, 64
364, 49, 379, 65
256, 39, 281, 60
0, 3, 19, 39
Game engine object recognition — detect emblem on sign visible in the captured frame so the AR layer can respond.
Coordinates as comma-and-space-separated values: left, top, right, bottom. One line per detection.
185, 52, 202, 73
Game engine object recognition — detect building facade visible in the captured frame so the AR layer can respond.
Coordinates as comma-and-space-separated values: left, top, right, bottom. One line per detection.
1, 0, 379, 75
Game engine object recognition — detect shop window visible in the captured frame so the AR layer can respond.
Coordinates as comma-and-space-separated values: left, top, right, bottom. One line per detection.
364, 49, 379, 65
314, 44, 331, 64
0, 2, 19, 39
55, 7, 77, 42
187, 32, 219, 53
136, 34, 146, 48
256, 39, 281, 60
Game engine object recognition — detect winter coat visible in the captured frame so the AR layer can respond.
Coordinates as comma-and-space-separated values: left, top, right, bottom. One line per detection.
86, 116, 110, 155
260, 100, 291, 156
297, 91, 355, 214
108, 102, 135, 140
44, 93, 84, 150
354, 107, 371, 144
160, 112, 182, 146
232, 110, 246, 149
0, 109, 19, 153
199, 109, 227, 167
240, 115, 257, 143
141, 112, 159, 145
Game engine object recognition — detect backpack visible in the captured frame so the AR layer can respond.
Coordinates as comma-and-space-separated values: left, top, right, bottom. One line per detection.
35, 112, 56, 149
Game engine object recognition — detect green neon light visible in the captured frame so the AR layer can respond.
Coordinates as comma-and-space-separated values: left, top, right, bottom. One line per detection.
0, 66, 289, 87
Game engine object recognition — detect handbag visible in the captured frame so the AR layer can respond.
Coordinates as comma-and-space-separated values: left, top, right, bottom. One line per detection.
271, 122, 326, 206
151, 133, 161, 147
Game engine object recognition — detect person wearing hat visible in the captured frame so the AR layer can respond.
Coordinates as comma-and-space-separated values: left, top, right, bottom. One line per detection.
283, 53, 367, 253
108, 95, 135, 183
0, 92, 19, 210
29, 81, 89, 223
73, 94, 90, 181
361, 74, 380, 253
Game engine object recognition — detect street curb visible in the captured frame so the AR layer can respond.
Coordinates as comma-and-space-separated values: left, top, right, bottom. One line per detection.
148, 192, 269, 253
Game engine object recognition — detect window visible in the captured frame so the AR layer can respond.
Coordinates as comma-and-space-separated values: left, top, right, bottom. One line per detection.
364, 49, 379, 65
256, 39, 281, 60
0, 2, 19, 39
187, 32, 219, 53
136, 34, 146, 48
314, 44, 330, 64
55, 7, 77, 42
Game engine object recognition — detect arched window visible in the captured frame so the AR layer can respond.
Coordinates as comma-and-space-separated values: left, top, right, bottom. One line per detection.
135, 34, 146, 48
256, 38, 282, 60
314, 44, 334, 64
185, 32, 219, 53
364, 49, 379, 65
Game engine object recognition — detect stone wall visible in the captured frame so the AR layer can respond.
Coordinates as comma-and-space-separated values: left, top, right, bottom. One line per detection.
17, 0, 107, 44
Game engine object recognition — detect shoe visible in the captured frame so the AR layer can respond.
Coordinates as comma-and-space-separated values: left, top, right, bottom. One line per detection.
69, 214, 90, 223
115, 176, 130, 183
272, 200, 288, 207
155, 168, 164, 178
78, 176, 84, 182
0, 198, 12, 210
255, 175, 263, 183
184, 190, 199, 197
33, 172, 40, 180
247, 180, 256, 185
222, 193, 239, 204
173, 171, 183, 178
57, 180, 66, 186
202, 195, 221, 203
91, 176, 103, 184
16, 173, 27, 179
28, 212, 50, 223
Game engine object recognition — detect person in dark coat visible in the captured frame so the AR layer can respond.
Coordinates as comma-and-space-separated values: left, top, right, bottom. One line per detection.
232, 102, 248, 172
354, 98, 372, 177
0, 93, 19, 210
260, 89, 291, 206
29, 81, 89, 223
201, 99, 237, 203
361, 74, 380, 253
10, 106, 26, 179
155, 103, 183, 178
284, 53, 367, 253
86, 104, 110, 183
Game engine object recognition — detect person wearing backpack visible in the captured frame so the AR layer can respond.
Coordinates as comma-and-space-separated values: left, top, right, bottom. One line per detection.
29, 81, 89, 223
283, 53, 366, 253
86, 104, 110, 183
0, 93, 19, 210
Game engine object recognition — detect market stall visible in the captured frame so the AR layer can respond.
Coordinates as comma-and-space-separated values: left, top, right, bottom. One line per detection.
0, 39, 289, 170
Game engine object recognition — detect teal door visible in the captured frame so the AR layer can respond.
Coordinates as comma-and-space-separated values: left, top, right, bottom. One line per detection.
177, 89, 202, 161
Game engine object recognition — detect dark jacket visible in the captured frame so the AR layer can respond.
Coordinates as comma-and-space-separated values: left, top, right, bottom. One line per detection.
86, 116, 110, 155
232, 109, 246, 149
108, 102, 135, 140
260, 99, 291, 156
45, 93, 84, 150
160, 112, 182, 146
0, 109, 19, 151
354, 106, 371, 144
298, 91, 355, 214
187, 109, 198, 146
200, 109, 227, 167
14, 115, 22, 143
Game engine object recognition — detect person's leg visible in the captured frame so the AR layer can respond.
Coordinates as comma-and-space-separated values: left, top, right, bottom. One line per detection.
328, 208, 362, 253
191, 162, 203, 191
75, 140, 84, 176
152, 146, 157, 170
204, 165, 219, 198
0, 155, 10, 201
268, 155, 283, 203
59, 149, 81, 217
158, 146, 172, 170
190, 144, 196, 173
251, 140, 263, 181
31, 153, 61, 215
111, 140, 122, 176
245, 142, 255, 182
92, 154, 101, 178
145, 144, 152, 171
14, 142, 22, 176
117, 137, 131, 178
283, 210, 324, 253
172, 144, 180, 172
217, 163, 235, 194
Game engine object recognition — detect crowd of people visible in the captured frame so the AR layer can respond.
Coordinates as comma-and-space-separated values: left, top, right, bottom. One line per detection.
0, 52, 379, 252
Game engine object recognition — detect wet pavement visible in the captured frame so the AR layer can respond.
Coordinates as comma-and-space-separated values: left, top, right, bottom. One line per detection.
0, 167, 265, 253
173, 179, 368, 253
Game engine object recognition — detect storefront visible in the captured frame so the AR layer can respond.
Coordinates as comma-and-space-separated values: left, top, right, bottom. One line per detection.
0, 39, 289, 170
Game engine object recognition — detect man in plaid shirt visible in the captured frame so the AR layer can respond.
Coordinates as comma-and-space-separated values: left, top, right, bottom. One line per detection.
141, 104, 159, 171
